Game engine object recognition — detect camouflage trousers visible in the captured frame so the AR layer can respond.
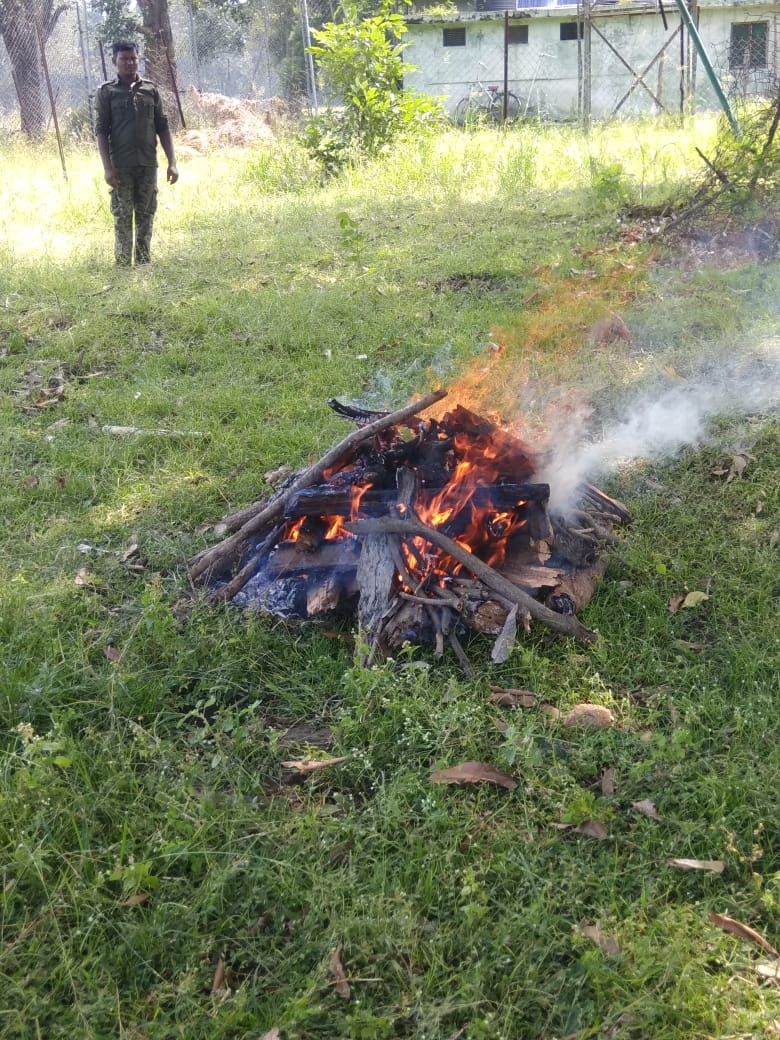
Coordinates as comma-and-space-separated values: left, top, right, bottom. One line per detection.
110, 166, 158, 266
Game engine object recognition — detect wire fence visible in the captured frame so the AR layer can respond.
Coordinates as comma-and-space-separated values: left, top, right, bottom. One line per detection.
1, 0, 778, 149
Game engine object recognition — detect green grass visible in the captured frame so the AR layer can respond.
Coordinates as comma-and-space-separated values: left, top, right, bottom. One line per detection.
1, 117, 779, 1040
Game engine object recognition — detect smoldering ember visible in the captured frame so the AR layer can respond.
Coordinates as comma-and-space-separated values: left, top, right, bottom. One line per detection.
189, 389, 631, 667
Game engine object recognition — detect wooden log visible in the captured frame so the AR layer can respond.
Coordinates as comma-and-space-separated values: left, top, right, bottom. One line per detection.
283, 481, 551, 520
345, 516, 597, 643
189, 389, 447, 587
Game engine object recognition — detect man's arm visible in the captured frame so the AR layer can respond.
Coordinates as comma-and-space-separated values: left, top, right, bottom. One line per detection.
94, 87, 120, 189
159, 127, 179, 184
96, 131, 120, 188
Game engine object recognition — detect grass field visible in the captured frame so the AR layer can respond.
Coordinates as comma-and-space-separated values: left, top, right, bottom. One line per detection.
1, 116, 779, 1040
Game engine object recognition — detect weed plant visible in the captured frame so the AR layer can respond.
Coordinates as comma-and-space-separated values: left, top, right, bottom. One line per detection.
1, 116, 779, 1039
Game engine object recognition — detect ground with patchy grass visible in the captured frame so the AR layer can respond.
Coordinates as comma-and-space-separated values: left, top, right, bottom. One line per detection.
1, 118, 779, 1040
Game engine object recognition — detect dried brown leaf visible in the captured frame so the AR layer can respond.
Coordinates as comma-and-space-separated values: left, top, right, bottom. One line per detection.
563, 704, 615, 729
329, 944, 351, 999
74, 567, 96, 588
576, 819, 610, 839
601, 768, 616, 796
121, 542, 140, 562
755, 961, 780, 981
116, 892, 149, 907
552, 820, 609, 839
770, 529, 779, 549
667, 857, 726, 873
487, 685, 537, 708
21, 475, 39, 489
104, 645, 122, 663
211, 957, 226, 993
673, 639, 707, 652
580, 920, 620, 956
280, 756, 347, 772
708, 912, 779, 956
668, 593, 685, 614
631, 798, 661, 821
727, 451, 753, 482
540, 703, 561, 720
430, 760, 517, 790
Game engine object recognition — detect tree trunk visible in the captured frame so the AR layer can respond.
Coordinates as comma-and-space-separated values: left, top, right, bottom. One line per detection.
137, 0, 182, 130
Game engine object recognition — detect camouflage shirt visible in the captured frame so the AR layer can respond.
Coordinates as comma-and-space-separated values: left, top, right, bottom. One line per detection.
95, 76, 169, 168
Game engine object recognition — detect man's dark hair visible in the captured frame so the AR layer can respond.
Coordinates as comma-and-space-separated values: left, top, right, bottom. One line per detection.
112, 40, 138, 56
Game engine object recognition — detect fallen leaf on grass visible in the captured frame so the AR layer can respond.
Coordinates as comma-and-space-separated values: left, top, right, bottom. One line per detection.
329, 944, 351, 999
672, 639, 707, 652
631, 799, 661, 821
487, 685, 537, 708
121, 542, 140, 562
727, 452, 753, 482
116, 892, 149, 907
261, 1029, 282, 1040
770, 530, 779, 549
430, 761, 517, 790
211, 957, 226, 993
755, 962, 780, 981
708, 912, 779, 956
681, 590, 709, 609
580, 920, 620, 956
668, 593, 685, 614
601, 768, 616, 796
552, 820, 609, 839
667, 858, 725, 873
104, 645, 122, 663
281, 757, 347, 772
74, 567, 98, 588
20, 475, 39, 489
563, 704, 614, 728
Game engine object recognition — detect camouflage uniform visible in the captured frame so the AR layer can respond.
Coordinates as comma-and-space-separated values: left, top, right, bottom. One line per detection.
95, 77, 169, 266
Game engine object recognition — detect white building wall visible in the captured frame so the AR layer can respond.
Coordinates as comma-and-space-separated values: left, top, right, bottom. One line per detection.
405, 3, 778, 120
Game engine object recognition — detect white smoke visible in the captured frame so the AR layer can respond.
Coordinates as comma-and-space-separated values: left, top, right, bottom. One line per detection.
538, 343, 780, 512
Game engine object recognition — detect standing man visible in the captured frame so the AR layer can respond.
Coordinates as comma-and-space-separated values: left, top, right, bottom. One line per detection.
95, 41, 179, 267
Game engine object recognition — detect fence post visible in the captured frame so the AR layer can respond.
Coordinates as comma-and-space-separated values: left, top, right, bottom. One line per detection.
35, 18, 67, 180
187, 0, 201, 91
582, 0, 592, 131
300, 0, 319, 113
503, 11, 509, 121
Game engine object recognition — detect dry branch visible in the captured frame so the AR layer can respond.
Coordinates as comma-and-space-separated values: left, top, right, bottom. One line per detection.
189, 389, 447, 586
345, 516, 597, 643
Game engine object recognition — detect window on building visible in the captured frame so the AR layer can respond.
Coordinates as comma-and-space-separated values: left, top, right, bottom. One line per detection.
507, 24, 529, 44
443, 27, 466, 47
560, 21, 583, 39
729, 22, 768, 68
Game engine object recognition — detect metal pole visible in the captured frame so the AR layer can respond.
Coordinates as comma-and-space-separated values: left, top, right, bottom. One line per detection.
503, 12, 509, 122
76, 0, 94, 129
300, 0, 319, 112
582, 0, 591, 131
36, 18, 67, 180
671, 0, 740, 134
187, 0, 201, 91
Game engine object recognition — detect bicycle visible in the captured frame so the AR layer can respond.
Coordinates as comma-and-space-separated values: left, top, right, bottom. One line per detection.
454, 82, 524, 127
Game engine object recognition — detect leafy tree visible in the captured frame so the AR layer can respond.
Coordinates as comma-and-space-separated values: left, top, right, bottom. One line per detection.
305, 0, 442, 170
0, 0, 67, 137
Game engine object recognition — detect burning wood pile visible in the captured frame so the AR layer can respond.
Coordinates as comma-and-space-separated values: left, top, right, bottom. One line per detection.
189, 390, 631, 667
